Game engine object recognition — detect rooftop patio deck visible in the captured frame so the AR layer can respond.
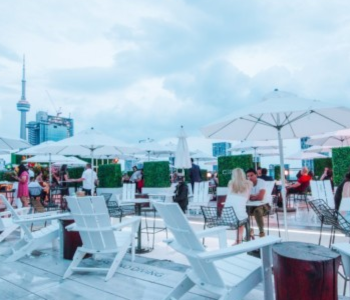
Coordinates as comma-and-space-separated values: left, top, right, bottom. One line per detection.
0, 202, 349, 300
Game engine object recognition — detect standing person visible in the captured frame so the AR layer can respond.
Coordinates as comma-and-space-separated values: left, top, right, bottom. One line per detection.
173, 173, 189, 213
59, 164, 70, 197
13, 163, 30, 207
335, 171, 350, 210
246, 168, 268, 238
189, 158, 202, 190
225, 168, 252, 243
76, 163, 98, 196
320, 167, 334, 190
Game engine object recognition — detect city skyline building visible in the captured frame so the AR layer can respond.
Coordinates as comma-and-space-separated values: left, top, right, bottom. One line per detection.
212, 142, 232, 157
300, 136, 314, 171
16, 56, 30, 140
26, 111, 74, 145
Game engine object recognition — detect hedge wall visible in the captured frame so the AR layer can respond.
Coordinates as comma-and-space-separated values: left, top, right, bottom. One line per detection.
274, 165, 281, 180
98, 164, 122, 188
314, 157, 333, 179
218, 154, 253, 187
332, 147, 350, 186
144, 161, 170, 188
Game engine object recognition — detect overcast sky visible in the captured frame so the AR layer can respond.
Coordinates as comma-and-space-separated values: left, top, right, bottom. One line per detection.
1, 0, 350, 163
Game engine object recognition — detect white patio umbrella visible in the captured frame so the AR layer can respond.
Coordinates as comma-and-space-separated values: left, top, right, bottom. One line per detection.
201, 89, 350, 239
23, 155, 87, 166
27, 128, 139, 186
191, 150, 216, 163
17, 141, 57, 184
229, 140, 279, 169
135, 140, 175, 161
303, 145, 333, 153
52, 156, 88, 166
0, 136, 30, 150
306, 128, 350, 147
174, 126, 192, 174
286, 151, 328, 160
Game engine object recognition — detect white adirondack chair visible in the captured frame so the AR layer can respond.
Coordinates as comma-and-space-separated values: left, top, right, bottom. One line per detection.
187, 181, 211, 214
310, 180, 335, 208
63, 196, 141, 281
332, 243, 350, 295
0, 194, 68, 262
153, 202, 281, 300
0, 207, 30, 243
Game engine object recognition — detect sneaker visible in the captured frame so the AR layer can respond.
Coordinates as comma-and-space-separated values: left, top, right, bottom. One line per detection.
259, 232, 265, 238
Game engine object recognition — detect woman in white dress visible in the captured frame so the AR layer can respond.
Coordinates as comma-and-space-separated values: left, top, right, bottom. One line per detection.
225, 168, 252, 243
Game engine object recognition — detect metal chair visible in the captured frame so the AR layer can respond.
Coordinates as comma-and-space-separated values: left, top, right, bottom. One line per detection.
201, 206, 250, 244
308, 199, 348, 247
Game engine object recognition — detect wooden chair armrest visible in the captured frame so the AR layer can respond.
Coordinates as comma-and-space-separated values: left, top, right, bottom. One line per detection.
197, 236, 281, 262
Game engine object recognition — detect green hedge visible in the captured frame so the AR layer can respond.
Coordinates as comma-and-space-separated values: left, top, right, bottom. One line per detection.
144, 161, 170, 188
98, 164, 122, 188
0, 171, 16, 182
274, 165, 281, 180
218, 154, 253, 187
332, 147, 350, 186
314, 157, 333, 179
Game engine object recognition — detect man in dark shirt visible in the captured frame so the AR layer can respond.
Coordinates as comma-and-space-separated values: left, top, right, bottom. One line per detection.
258, 168, 273, 181
189, 158, 202, 190
173, 175, 189, 213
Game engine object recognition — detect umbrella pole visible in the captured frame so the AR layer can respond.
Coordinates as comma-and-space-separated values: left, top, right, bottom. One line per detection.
254, 147, 257, 170
49, 153, 52, 185
91, 150, 94, 195
277, 127, 289, 240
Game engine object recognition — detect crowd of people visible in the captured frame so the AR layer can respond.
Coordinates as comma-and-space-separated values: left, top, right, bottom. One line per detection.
11, 159, 350, 247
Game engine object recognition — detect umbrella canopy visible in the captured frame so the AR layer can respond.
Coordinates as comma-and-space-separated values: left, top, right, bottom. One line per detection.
33, 128, 137, 157
201, 89, 350, 239
174, 126, 192, 171
204, 160, 218, 166
229, 140, 279, 169
303, 145, 333, 153
234, 148, 280, 157
306, 128, 350, 147
134, 140, 171, 160
52, 156, 88, 166
27, 128, 138, 185
286, 151, 328, 160
0, 136, 30, 150
16, 141, 57, 155
191, 150, 216, 162
23, 155, 87, 166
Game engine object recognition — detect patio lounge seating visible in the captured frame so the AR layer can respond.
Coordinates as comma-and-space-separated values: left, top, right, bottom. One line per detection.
63, 196, 140, 281
0, 207, 30, 243
187, 181, 210, 215
153, 201, 281, 300
0, 194, 69, 262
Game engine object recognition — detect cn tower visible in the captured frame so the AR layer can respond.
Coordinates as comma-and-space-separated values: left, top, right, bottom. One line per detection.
17, 56, 30, 140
